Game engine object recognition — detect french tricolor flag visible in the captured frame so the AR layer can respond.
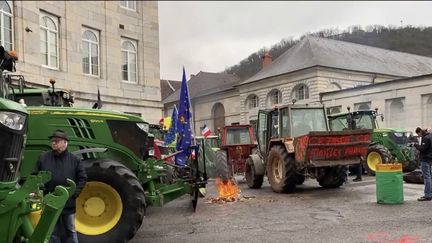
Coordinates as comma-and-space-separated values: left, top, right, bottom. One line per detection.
201, 124, 211, 138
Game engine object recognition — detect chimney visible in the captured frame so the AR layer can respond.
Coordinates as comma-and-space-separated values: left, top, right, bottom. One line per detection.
262, 52, 272, 69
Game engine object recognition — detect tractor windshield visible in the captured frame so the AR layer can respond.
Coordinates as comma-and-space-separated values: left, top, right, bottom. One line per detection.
226, 127, 251, 145
292, 108, 327, 137
388, 132, 410, 145
329, 113, 375, 131
107, 120, 153, 160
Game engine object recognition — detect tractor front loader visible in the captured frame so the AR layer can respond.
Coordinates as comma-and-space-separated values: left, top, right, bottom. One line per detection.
0, 46, 74, 243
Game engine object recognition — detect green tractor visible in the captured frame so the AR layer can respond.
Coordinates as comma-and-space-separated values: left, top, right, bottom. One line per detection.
0, 47, 74, 242
328, 108, 418, 175
16, 104, 205, 243
4, 62, 206, 242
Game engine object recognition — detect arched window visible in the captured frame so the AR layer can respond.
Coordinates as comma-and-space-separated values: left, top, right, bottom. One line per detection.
327, 82, 341, 92
82, 29, 99, 76
327, 106, 341, 115
293, 84, 309, 100
0, 1, 12, 51
267, 89, 281, 106
40, 14, 59, 68
355, 102, 371, 111
121, 39, 137, 83
212, 103, 225, 133
247, 94, 259, 109
389, 99, 404, 128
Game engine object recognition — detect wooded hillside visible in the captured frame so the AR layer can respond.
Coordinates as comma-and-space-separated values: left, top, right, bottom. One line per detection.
224, 25, 432, 80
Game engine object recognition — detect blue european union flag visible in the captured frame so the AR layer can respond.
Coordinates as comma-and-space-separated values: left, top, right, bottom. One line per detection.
164, 105, 178, 145
175, 67, 192, 166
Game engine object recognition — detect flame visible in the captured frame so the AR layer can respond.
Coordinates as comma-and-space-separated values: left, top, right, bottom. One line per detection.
215, 177, 241, 201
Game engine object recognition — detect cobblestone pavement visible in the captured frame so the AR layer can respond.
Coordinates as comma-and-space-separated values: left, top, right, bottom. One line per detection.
130, 175, 432, 243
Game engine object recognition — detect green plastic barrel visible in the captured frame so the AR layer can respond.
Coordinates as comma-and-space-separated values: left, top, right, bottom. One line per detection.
376, 163, 404, 204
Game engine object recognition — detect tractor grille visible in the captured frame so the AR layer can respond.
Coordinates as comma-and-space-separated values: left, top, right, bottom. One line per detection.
68, 118, 95, 139
0, 128, 24, 182
78, 145, 97, 160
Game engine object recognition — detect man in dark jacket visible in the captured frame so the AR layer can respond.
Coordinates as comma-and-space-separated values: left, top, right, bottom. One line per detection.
36, 129, 87, 242
414, 127, 432, 201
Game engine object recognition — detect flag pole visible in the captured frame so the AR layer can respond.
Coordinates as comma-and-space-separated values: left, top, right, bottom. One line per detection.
184, 68, 195, 136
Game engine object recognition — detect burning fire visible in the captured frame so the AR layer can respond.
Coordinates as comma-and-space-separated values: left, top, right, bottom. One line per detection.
214, 177, 241, 202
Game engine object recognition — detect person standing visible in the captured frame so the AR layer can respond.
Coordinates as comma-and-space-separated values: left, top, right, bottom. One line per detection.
352, 163, 363, 182
413, 127, 432, 201
36, 129, 87, 242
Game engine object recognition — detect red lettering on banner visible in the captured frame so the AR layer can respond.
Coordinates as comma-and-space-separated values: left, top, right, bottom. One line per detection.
309, 135, 369, 145
310, 147, 342, 159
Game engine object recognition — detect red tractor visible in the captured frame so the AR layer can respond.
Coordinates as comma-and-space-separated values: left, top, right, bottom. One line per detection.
215, 124, 258, 180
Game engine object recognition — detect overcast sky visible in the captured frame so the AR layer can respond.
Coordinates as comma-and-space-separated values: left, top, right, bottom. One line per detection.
158, 1, 432, 81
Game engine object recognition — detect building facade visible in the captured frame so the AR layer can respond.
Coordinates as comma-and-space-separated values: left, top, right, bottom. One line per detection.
320, 74, 432, 131
5, 1, 161, 123
164, 37, 432, 134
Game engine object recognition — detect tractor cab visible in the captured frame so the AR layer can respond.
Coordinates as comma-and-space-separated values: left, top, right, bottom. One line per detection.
5, 74, 74, 107
328, 108, 418, 174
257, 104, 328, 157
328, 109, 380, 131
213, 124, 257, 179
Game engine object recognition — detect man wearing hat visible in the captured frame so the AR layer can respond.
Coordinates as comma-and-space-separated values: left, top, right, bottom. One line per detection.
36, 129, 87, 242
413, 127, 432, 201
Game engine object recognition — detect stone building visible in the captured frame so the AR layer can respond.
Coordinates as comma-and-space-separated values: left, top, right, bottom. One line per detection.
164, 36, 432, 134
4, 0, 162, 123
320, 74, 432, 131
236, 37, 432, 126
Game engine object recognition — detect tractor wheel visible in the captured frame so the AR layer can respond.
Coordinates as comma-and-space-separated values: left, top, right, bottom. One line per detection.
403, 160, 418, 172
366, 144, 392, 175
245, 158, 263, 189
295, 174, 305, 185
403, 148, 420, 172
215, 150, 230, 181
317, 166, 345, 188
266, 145, 296, 193
77, 159, 146, 243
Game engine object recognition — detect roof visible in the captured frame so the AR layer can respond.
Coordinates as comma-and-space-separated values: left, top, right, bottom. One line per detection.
320, 73, 432, 97
163, 71, 241, 104
160, 79, 181, 100
241, 36, 432, 85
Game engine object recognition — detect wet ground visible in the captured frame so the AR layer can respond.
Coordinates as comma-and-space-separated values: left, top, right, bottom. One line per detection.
131, 175, 432, 243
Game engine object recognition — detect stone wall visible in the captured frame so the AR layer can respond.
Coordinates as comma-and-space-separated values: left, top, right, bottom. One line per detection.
321, 75, 432, 131
12, 1, 162, 123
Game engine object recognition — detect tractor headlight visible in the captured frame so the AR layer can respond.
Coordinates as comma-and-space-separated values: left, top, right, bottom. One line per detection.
0, 111, 26, 131
393, 132, 403, 137
136, 123, 149, 133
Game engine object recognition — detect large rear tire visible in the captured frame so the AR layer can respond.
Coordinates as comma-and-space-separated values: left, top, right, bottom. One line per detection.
366, 144, 392, 175
77, 159, 146, 243
295, 174, 305, 185
317, 166, 345, 188
266, 145, 296, 193
403, 148, 419, 172
215, 150, 230, 181
245, 158, 263, 189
